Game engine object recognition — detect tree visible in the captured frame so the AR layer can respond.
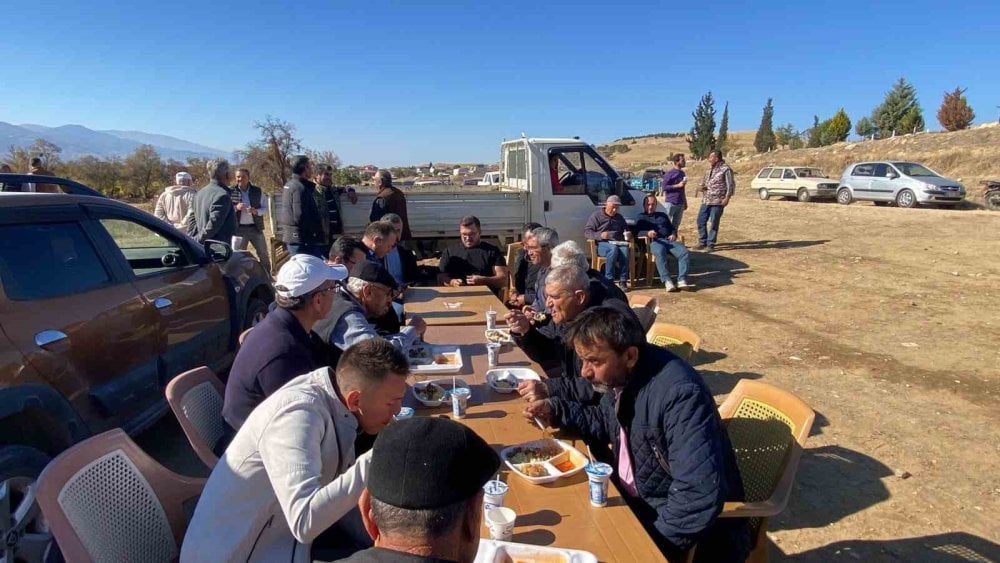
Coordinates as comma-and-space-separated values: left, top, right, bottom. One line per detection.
29, 139, 63, 169
305, 149, 342, 170
806, 116, 823, 148
788, 136, 804, 150
687, 92, 717, 159
937, 87, 975, 131
717, 102, 730, 152
3, 145, 32, 173
824, 109, 851, 144
248, 116, 302, 188
71, 155, 123, 197
122, 144, 165, 199
333, 167, 362, 186
774, 123, 797, 148
754, 98, 777, 153
871, 77, 924, 138
855, 116, 877, 138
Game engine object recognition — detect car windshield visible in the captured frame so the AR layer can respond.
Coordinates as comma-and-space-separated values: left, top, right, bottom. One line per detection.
892, 162, 938, 177
794, 168, 826, 178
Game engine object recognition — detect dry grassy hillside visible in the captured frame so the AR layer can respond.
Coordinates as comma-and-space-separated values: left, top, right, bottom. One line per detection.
603, 124, 1000, 203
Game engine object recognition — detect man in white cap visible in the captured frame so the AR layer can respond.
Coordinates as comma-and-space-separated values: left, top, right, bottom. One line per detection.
154, 171, 196, 230
584, 195, 632, 292
222, 254, 348, 434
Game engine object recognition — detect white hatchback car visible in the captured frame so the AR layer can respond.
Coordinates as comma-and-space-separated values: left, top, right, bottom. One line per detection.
750, 166, 839, 202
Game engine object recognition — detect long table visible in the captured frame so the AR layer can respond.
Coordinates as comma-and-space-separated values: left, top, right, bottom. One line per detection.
410, 324, 665, 562
404, 285, 508, 326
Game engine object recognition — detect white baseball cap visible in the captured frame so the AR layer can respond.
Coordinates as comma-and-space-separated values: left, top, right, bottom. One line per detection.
275, 254, 348, 298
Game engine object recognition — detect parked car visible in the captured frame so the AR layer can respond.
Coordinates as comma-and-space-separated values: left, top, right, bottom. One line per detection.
750, 166, 839, 202
836, 161, 966, 208
0, 178, 273, 562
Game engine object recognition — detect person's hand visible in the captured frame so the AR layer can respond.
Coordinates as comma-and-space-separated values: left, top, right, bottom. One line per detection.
408, 316, 427, 337
667, 234, 677, 242
505, 310, 531, 335
646, 230, 657, 239
624, 231, 633, 242
517, 380, 548, 402
522, 399, 553, 427
679, 179, 687, 187
722, 196, 731, 207
347, 190, 358, 205
466, 274, 485, 286
447, 278, 464, 287
683, 202, 689, 211
507, 293, 525, 308
600, 231, 610, 240
236, 203, 246, 211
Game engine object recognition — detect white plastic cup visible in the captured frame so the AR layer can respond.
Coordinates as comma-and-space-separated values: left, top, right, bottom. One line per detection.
231, 235, 245, 249
486, 342, 501, 368
393, 407, 414, 422
585, 462, 613, 507
485, 507, 516, 541
485, 309, 497, 329
483, 480, 509, 512
451, 387, 471, 419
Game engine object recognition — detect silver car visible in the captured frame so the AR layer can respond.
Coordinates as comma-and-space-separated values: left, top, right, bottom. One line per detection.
837, 161, 966, 208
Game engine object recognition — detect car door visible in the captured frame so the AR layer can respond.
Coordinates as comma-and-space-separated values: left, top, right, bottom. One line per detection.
767, 168, 785, 193
0, 204, 162, 434
869, 164, 896, 201
85, 204, 234, 381
849, 163, 875, 200
781, 168, 798, 195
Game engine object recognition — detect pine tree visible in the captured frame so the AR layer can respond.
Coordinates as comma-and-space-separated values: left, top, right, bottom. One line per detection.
688, 92, 717, 159
753, 98, 776, 153
807, 116, 823, 148
937, 87, 975, 131
871, 77, 924, 138
717, 102, 730, 152
825, 109, 852, 143
774, 123, 796, 148
855, 116, 877, 139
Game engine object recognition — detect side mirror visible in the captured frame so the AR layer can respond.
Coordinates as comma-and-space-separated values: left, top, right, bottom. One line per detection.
204, 240, 232, 263
886, 171, 898, 179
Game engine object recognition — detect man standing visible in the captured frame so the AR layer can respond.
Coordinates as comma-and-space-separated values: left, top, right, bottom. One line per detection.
369, 169, 411, 241
636, 194, 693, 292
584, 195, 631, 292
231, 168, 271, 273
281, 155, 327, 258
317, 163, 358, 239
26, 157, 57, 193
526, 307, 750, 562
695, 149, 735, 252
185, 158, 237, 244
154, 172, 197, 230
661, 153, 688, 235
437, 215, 508, 295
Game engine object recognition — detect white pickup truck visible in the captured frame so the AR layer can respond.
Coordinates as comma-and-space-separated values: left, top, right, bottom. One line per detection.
268, 137, 654, 266
478, 171, 503, 186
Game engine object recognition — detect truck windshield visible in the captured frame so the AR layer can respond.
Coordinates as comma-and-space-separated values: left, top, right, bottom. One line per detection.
891, 162, 938, 177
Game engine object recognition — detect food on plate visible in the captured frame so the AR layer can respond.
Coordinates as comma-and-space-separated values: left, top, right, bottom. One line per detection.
414, 383, 445, 402
432, 353, 456, 365
485, 329, 512, 344
517, 463, 549, 478
492, 377, 517, 390
554, 460, 577, 473
507, 445, 561, 465
407, 346, 433, 365
497, 551, 569, 563
532, 311, 548, 323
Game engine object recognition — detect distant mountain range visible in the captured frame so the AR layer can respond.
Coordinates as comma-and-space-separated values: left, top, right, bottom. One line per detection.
0, 122, 232, 162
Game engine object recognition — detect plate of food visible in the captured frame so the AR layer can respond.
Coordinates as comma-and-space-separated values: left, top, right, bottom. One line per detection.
484, 329, 514, 345
474, 539, 597, 563
485, 368, 540, 394
407, 345, 464, 374
500, 439, 589, 484
411, 378, 471, 407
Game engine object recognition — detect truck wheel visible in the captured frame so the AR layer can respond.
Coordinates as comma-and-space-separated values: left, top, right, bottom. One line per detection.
242, 297, 269, 331
836, 188, 853, 205
896, 189, 917, 208
797, 188, 811, 203
758, 188, 770, 200
0, 446, 57, 563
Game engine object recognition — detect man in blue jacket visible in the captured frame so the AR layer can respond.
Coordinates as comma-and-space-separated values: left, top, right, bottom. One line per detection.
526, 306, 750, 562
635, 194, 693, 292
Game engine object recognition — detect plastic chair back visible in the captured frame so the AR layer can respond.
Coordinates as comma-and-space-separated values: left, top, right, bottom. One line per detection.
165, 367, 226, 469
646, 322, 701, 361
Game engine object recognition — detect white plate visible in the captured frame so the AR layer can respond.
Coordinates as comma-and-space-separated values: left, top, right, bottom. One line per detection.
500, 438, 589, 485
411, 378, 471, 407
407, 344, 464, 374
474, 539, 597, 563
484, 328, 514, 345
485, 368, 540, 394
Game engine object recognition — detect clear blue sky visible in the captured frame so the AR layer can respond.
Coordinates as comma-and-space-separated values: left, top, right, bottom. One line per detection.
2, 0, 998, 166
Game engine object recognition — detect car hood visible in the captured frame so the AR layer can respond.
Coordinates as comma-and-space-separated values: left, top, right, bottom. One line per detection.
914, 175, 960, 187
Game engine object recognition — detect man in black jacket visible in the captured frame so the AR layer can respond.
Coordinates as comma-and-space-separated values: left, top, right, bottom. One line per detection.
231, 168, 271, 273
185, 158, 237, 244
280, 155, 327, 258
528, 306, 751, 562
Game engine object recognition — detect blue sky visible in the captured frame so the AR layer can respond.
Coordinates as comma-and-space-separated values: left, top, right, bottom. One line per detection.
2, 0, 997, 165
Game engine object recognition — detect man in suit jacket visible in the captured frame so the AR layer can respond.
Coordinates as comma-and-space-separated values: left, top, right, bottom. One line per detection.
185, 159, 237, 244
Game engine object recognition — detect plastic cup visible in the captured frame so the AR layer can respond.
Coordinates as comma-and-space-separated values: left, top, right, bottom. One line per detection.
485, 309, 497, 329
231, 235, 245, 249
485, 507, 516, 541
451, 387, 471, 419
585, 462, 613, 507
486, 342, 501, 368
393, 407, 414, 422
483, 480, 509, 512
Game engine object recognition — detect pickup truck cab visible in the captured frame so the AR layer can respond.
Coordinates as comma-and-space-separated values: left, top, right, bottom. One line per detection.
478, 171, 503, 186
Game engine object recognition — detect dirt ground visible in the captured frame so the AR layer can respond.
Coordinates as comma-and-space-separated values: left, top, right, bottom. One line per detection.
635, 197, 1000, 561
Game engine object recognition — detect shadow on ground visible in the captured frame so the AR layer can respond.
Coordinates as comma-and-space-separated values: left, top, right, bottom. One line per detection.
687, 253, 752, 290
699, 369, 762, 396
775, 532, 1000, 562
712, 239, 830, 251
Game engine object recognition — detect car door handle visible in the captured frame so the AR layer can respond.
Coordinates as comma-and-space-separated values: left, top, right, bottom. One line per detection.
154, 297, 173, 310
35, 330, 67, 347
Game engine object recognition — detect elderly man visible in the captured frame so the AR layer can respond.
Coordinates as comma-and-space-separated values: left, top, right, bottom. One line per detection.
437, 215, 508, 295
154, 172, 196, 230
525, 307, 750, 562
341, 417, 501, 563
523, 226, 559, 310
550, 240, 626, 304
635, 194, 693, 291
281, 155, 327, 258
313, 261, 426, 366
507, 222, 543, 308
584, 195, 631, 292
231, 168, 271, 272
223, 254, 348, 433
185, 158, 237, 244
369, 169, 411, 241
183, 339, 411, 563
695, 149, 736, 252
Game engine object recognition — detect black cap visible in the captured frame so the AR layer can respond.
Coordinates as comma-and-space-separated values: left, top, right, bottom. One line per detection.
368, 417, 501, 510
350, 260, 399, 291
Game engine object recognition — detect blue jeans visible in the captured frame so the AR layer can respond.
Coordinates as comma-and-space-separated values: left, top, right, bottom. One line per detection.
696, 204, 725, 246
596, 241, 629, 282
649, 238, 689, 282
287, 243, 328, 260
663, 202, 684, 236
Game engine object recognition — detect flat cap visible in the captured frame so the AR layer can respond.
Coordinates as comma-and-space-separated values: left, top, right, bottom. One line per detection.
350, 260, 399, 292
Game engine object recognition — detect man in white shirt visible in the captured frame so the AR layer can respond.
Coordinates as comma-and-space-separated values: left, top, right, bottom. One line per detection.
232, 168, 271, 273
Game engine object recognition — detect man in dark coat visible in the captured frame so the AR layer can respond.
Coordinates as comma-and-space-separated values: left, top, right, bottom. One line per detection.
185, 158, 237, 244
280, 155, 327, 258
369, 169, 411, 241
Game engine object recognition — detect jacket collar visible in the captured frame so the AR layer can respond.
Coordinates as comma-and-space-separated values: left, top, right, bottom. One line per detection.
309, 367, 357, 433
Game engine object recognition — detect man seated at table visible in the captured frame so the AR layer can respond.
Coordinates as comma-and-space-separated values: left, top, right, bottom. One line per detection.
313, 261, 426, 366
524, 307, 750, 563
361, 221, 398, 264
635, 193, 693, 292
522, 226, 559, 310
507, 222, 542, 308
379, 213, 421, 286
182, 339, 411, 563
328, 236, 369, 272
437, 215, 508, 296
584, 195, 632, 292
338, 417, 501, 563
542, 241, 626, 310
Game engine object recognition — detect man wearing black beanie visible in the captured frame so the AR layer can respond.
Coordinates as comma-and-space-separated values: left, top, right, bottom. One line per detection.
336, 417, 501, 563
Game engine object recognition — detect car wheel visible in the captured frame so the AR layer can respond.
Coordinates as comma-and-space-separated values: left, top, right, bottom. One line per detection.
758, 188, 770, 200
896, 189, 917, 208
243, 297, 269, 331
797, 188, 811, 203
0, 446, 57, 563
837, 188, 852, 205
986, 191, 1000, 211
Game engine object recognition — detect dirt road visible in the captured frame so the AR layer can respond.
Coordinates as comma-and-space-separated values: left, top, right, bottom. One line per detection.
642, 197, 1000, 561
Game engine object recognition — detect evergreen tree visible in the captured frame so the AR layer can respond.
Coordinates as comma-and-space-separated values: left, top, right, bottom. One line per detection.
687, 92, 717, 159
855, 116, 877, 139
753, 98, 776, 153
717, 102, 730, 152
825, 109, 852, 143
871, 77, 924, 138
807, 116, 823, 148
774, 123, 796, 148
937, 87, 975, 131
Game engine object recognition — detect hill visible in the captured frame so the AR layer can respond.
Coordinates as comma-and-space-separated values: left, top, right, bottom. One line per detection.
1, 122, 230, 161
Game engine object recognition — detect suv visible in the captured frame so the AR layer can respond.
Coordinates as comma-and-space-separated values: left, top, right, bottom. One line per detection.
836, 161, 966, 208
0, 179, 272, 562
750, 166, 839, 202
